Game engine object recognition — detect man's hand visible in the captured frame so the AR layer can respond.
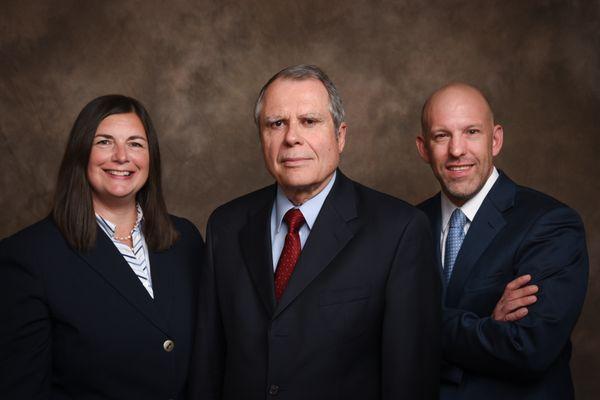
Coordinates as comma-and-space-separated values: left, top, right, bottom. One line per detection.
492, 274, 539, 322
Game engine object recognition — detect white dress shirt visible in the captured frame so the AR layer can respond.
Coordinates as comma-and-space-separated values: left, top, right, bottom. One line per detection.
270, 171, 337, 271
96, 204, 154, 297
440, 167, 499, 268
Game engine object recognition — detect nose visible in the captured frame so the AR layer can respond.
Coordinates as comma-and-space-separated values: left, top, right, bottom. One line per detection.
283, 121, 302, 146
448, 134, 466, 158
112, 142, 128, 163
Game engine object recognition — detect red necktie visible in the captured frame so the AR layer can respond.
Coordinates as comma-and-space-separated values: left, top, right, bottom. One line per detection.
274, 208, 305, 301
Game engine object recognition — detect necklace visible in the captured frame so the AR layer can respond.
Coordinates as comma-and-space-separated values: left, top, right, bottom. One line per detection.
114, 223, 138, 241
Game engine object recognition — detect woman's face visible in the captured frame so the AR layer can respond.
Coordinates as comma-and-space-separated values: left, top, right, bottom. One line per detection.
87, 113, 150, 208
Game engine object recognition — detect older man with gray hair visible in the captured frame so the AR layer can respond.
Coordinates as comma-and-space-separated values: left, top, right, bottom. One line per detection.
189, 64, 441, 400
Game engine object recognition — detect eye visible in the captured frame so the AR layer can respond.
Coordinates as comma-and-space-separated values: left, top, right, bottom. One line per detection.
433, 132, 449, 141
467, 128, 480, 135
301, 117, 321, 127
129, 141, 145, 148
270, 120, 285, 128
95, 138, 111, 145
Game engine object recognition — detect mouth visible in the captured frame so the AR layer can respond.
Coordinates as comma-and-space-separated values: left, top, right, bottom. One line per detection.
446, 165, 473, 172
104, 169, 134, 177
280, 157, 312, 166
445, 163, 475, 177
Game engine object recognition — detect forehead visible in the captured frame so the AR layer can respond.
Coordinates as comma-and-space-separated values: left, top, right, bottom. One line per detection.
426, 88, 491, 129
262, 78, 330, 115
96, 112, 146, 136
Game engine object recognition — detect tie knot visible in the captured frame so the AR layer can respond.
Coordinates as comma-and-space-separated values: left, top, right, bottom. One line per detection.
449, 208, 467, 228
284, 208, 305, 233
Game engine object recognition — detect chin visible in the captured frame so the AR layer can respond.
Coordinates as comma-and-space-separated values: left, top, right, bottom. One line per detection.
446, 184, 478, 201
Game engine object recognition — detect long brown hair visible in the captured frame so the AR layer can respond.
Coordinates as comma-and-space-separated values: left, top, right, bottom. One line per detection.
52, 94, 179, 251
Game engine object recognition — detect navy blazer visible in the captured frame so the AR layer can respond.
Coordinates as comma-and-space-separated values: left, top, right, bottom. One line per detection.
189, 171, 442, 400
0, 215, 204, 400
418, 172, 588, 399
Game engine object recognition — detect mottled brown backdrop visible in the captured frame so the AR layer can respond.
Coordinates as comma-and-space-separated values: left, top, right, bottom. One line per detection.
1, 0, 598, 397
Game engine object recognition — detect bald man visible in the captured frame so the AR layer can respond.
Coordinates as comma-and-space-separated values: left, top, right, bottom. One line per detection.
415, 83, 588, 399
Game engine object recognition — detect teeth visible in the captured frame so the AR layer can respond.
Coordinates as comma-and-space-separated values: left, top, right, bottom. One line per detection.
107, 170, 131, 176
449, 166, 471, 171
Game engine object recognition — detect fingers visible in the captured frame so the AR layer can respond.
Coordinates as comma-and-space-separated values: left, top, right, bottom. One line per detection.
493, 274, 540, 322
504, 307, 528, 322
505, 274, 532, 291
504, 284, 539, 301
502, 294, 538, 313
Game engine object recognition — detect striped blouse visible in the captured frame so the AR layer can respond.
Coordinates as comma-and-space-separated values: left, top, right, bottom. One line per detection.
95, 205, 154, 298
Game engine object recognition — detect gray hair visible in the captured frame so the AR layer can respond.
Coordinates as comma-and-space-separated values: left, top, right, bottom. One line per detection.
254, 64, 345, 132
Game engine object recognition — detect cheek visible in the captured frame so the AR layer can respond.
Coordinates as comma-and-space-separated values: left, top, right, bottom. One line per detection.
263, 141, 280, 164
139, 153, 150, 169
429, 149, 447, 168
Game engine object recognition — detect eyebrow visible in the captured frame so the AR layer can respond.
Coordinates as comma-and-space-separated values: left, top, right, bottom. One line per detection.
298, 113, 324, 120
429, 123, 484, 132
94, 133, 147, 141
264, 115, 286, 124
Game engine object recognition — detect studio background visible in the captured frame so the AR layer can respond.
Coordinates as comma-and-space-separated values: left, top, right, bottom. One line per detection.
1, 0, 598, 397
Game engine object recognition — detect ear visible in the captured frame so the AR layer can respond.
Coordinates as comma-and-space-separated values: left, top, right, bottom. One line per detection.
416, 134, 430, 163
491, 124, 503, 157
336, 122, 347, 153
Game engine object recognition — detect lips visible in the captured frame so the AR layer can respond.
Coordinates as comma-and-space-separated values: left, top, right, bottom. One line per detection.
104, 169, 134, 177
447, 165, 473, 171
280, 156, 312, 166
445, 162, 475, 178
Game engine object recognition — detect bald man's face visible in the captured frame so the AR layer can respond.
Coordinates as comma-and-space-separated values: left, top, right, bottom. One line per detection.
416, 86, 503, 206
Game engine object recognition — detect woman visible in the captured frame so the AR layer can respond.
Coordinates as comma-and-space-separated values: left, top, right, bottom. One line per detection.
0, 95, 203, 399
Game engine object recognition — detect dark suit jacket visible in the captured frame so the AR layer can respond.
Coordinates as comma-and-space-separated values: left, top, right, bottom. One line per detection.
418, 172, 588, 399
189, 171, 442, 400
0, 215, 204, 400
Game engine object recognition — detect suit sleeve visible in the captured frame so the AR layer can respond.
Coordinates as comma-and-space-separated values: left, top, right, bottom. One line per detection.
0, 238, 52, 399
187, 216, 226, 400
443, 206, 588, 378
382, 210, 442, 399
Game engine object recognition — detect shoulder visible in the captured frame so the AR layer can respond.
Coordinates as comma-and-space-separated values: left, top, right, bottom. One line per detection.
512, 184, 584, 230
347, 178, 430, 230
169, 214, 201, 235
416, 193, 440, 216
484, 174, 585, 242
515, 184, 571, 212
208, 184, 275, 226
167, 215, 205, 250
1, 217, 62, 252
0, 217, 68, 274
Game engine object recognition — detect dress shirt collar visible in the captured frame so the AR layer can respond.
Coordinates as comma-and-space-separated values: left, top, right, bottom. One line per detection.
441, 167, 499, 232
95, 204, 144, 237
274, 171, 337, 234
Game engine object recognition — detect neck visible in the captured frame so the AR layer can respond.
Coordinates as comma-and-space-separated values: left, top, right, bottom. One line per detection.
282, 172, 335, 206
93, 198, 138, 232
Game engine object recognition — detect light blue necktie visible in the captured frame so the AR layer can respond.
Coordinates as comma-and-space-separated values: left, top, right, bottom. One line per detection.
444, 208, 467, 286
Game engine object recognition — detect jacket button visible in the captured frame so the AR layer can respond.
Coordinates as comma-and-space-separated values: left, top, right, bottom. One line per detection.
163, 339, 175, 352
268, 384, 279, 395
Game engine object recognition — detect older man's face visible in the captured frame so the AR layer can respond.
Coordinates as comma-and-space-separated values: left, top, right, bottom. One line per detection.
259, 78, 346, 204
416, 86, 503, 206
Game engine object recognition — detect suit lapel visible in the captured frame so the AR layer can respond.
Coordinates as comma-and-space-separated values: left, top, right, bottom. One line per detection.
76, 227, 168, 333
149, 248, 174, 327
273, 172, 359, 319
445, 173, 515, 306
420, 194, 443, 273
240, 188, 277, 317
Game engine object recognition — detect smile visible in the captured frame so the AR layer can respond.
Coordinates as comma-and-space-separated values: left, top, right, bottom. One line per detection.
281, 157, 311, 165
447, 165, 472, 171
105, 169, 133, 176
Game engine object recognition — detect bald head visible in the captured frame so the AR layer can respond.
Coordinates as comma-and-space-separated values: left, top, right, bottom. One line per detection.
415, 82, 504, 206
421, 83, 495, 136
